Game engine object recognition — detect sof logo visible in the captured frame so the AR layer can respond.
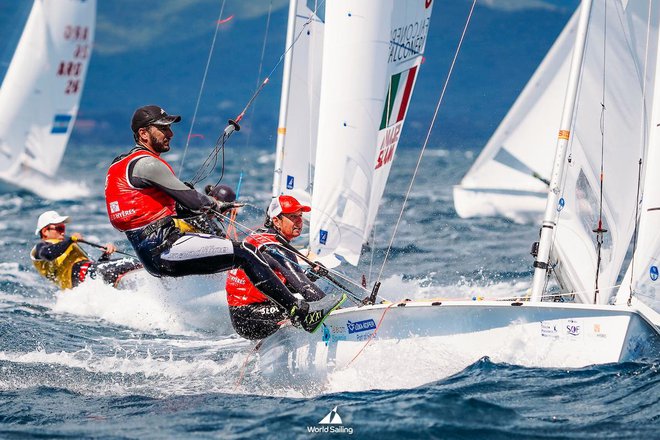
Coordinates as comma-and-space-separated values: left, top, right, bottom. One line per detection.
109, 201, 120, 213
307, 406, 353, 435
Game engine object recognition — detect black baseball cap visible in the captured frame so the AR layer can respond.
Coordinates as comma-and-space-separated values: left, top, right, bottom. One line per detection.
131, 105, 181, 133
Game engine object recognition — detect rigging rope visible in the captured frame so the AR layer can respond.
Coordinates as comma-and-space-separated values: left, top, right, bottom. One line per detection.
593, 0, 608, 304
178, 0, 228, 175
187, 0, 326, 187
374, 0, 477, 285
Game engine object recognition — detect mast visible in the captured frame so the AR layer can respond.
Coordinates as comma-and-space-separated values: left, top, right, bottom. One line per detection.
530, 0, 594, 301
271, 0, 298, 197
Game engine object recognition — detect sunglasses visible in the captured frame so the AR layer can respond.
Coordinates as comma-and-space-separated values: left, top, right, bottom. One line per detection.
150, 124, 171, 132
281, 213, 303, 223
47, 224, 66, 233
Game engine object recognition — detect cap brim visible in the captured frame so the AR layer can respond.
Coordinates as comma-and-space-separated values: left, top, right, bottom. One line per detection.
153, 115, 181, 125
35, 215, 70, 235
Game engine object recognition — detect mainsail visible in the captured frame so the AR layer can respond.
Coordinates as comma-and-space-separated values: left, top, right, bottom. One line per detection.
0, 0, 95, 182
272, 0, 325, 204
549, 0, 658, 305
287, 0, 433, 265
616, 2, 660, 313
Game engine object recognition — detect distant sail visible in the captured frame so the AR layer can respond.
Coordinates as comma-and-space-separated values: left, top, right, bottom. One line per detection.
0, 0, 96, 186
453, 10, 578, 224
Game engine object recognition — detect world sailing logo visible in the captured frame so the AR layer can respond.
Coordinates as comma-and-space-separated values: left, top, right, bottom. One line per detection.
307, 406, 353, 435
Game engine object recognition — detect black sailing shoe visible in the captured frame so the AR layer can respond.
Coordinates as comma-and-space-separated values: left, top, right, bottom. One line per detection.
291, 293, 347, 333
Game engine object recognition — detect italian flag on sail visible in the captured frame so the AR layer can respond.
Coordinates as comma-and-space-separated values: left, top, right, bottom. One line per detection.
379, 65, 419, 130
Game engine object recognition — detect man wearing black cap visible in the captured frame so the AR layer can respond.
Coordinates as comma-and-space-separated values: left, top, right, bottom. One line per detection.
104, 105, 345, 334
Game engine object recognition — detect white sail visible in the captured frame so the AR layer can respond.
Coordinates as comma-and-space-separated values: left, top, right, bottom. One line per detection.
0, 0, 95, 179
453, 10, 578, 224
616, 2, 660, 312
272, 0, 325, 204
550, 0, 657, 305
309, 0, 433, 265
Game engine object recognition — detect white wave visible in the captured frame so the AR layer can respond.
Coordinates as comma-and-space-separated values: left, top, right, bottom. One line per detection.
52, 274, 233, 335
377, 274, 530, 302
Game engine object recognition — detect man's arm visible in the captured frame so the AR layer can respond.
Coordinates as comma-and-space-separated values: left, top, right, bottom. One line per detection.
263, 247, 325, 301
34, 239, 75, 261
129, 156, 215, 213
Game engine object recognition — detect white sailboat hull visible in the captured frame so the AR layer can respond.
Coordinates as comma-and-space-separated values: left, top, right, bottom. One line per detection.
257, 301, 660, 387
452, 185, 546, 224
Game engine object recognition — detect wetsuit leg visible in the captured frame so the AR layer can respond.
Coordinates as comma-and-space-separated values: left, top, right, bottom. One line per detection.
229, 302, 287, 340
94, 258, 143, 285
151, 233, 302, 312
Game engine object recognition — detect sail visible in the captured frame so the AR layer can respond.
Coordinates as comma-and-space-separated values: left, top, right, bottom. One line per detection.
0, 0, 96, 178
272, 0, 325, 204
453, 9, 578, 224
616, 1, 660, 312
309, 0, 433, 265
551, 0, 657, 304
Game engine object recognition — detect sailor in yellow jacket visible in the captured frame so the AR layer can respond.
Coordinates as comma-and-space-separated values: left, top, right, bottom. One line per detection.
31, 210, 142, 289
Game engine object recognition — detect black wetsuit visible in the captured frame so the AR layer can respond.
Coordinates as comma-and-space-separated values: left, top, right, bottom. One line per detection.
227, 228, 325, 340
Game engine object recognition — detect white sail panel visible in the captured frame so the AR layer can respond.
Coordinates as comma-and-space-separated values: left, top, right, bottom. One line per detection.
616, 1, 660, 312
0, 0, 95, 177
310, 0, 433, 265
453, 10, 578, 224
272, 0, 325, 205
552, 0, 655, 304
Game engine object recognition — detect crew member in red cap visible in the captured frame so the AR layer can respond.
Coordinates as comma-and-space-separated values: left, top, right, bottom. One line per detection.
226, 195, 344, 339
104, 105, 345, 333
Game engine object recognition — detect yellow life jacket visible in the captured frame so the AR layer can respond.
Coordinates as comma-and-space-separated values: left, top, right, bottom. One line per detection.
31, 239, 90, 290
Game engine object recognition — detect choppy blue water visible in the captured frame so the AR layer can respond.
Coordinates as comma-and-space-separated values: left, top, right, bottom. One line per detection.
0, 142, 658, 439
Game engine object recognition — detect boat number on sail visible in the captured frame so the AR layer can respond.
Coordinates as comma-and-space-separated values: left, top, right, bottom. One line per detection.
346, 319, 376, 334
58, 25, 91, 95
650, 265, 658, 281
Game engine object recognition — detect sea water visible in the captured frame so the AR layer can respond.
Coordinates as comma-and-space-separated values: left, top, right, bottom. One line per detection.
0, 143, 657, 439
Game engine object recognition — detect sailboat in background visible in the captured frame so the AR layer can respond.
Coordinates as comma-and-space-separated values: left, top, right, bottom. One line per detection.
256, 0, 659, 389
453, 7, 579, 224
0, 0, 95, 198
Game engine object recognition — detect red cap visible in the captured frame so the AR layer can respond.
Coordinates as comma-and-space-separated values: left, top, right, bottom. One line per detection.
268, 195, 311, 218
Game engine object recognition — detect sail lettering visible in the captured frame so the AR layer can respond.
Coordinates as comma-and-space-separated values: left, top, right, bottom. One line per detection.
375, 123, 401, 169
74, 44, 90, 59
65, 80, 80, 95
389, 17, 430, 63
57, 61, 83, 77
64, 25, 89, 41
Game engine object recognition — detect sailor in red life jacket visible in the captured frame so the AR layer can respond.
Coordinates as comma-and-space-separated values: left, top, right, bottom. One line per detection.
225, 195, 333, 340
104, 105, 345, 333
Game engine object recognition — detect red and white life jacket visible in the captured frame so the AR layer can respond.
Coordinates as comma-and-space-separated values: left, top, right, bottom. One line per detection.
105, 149, 177, 231
226, 233, 286, 306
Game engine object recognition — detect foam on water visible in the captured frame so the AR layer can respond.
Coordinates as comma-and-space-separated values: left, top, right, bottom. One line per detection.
52, 276, 232, 335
